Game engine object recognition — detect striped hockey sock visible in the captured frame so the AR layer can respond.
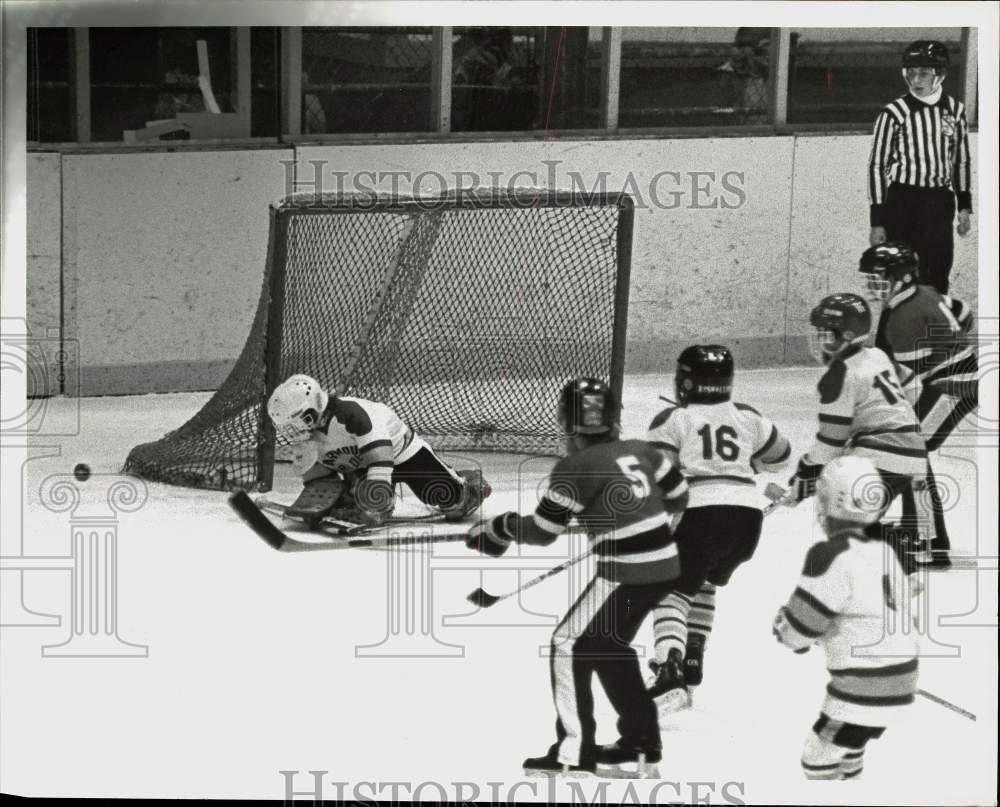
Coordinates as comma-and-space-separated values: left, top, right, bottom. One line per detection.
652, 591, 692, 664
688, 583, 716, 643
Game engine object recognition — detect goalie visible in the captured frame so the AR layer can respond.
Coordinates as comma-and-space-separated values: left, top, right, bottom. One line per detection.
267, 374, 490, 527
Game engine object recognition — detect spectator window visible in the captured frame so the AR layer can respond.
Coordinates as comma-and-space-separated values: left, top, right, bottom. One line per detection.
89, 27, 235, 142
301, 27, 433, 134
28, 28, 72, 143
618, 27, 772, 128
788, 28, 964, 125
251, 27, 279, 138
451, 27, 601, 132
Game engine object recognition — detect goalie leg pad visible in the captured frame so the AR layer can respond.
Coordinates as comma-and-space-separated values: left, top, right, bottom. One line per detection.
286, 476, 346, 528
442, 469, 493, 522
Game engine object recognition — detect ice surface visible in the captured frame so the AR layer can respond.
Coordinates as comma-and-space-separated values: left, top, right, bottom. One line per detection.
1, 369, 996, 803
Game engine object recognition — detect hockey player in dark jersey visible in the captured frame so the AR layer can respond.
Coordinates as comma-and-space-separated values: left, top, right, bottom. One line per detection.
466, 378, 689, 778
267, 374, 489, 527
645, 345, 792, 714
860, 242, 978, 567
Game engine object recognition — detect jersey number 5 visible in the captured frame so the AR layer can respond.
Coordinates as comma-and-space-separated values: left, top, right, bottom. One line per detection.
697, 424, 740, 461
615, 456, 652, 498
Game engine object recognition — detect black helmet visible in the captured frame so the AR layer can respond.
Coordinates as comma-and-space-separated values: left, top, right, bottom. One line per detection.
675, 345, 734, 405
809, 293, 871, 363
902, 40, 949, 71
859, 242, 920, 301
559, 378, 617, 436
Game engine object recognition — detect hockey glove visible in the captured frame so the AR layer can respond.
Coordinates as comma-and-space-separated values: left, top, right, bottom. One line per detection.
465, 512, 517, 557
772, 608, 810, 654
788, 457, 823, 502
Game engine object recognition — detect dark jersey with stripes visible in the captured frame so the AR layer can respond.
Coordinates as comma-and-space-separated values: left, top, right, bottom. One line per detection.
529, 439, 687, 584
874, 284, 977, 399
867, 93, 972, 226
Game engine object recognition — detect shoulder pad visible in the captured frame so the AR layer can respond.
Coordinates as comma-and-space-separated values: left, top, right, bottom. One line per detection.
332, 399, 374, 437
648, 406, 677, 431
734, 402, 761, 417
817, 359, 848, 405
801, 536, 850, 578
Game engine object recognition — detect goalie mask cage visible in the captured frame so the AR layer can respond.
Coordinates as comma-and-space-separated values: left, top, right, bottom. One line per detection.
123, 188, 634, 491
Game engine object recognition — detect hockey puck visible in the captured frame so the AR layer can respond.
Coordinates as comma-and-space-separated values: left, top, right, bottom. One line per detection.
73, 463, 91, 482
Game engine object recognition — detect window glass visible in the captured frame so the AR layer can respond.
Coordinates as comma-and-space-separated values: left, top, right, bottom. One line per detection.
301, 27, 433, 134
89, 27, 234, 141
28, 28, 72, 142
451, 27, 601, 132
619, 27, 771, 128
788, 28, 965, 124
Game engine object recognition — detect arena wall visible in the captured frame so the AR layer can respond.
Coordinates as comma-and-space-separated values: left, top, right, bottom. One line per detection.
26, 134, 979, 396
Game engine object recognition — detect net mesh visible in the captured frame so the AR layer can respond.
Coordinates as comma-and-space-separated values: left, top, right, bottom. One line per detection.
123, 188, 633, 490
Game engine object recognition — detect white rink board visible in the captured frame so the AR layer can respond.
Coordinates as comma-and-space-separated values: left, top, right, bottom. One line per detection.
1, 369, 996, 803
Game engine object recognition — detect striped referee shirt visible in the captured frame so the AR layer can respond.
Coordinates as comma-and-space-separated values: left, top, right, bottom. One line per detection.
867, 93, 972, 226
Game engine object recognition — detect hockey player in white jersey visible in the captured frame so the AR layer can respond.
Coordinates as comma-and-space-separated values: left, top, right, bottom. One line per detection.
787, 293, 931, 569
773, 455, 920, 780
267, 374, 489, 527
646, 345, 792, 712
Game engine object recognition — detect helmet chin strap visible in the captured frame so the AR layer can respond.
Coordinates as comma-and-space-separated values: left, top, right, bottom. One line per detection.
903, 68, 944, 102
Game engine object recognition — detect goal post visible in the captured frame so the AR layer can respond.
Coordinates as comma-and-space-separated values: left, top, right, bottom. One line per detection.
123, 188, 634, 491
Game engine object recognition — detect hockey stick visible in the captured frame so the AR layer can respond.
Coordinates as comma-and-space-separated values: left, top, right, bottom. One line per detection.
466, 549, 595, 608
255, 496, 445, 536
917, 688, 976, 721
229, 490, 468, 553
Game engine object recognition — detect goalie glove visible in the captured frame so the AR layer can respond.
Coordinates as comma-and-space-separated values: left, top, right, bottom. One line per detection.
788, 457, 823, 502
465, 512, 517, 557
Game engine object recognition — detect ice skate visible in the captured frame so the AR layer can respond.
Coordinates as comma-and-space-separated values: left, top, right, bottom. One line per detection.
522, 743, 595, 777
647, 649, 690, 717
595, 739, 661, 779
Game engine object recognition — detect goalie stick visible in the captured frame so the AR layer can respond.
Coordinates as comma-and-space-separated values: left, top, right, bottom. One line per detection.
254, 496, 445, 536
229, 490, 468, 553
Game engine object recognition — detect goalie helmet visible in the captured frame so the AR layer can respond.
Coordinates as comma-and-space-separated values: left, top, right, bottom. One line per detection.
267, 374, 329, 444
816, 456, 887, 526
859, 242, 920, 301
675, 344, 734, 405
809, 293, 871, 364
559, 377, 617, 437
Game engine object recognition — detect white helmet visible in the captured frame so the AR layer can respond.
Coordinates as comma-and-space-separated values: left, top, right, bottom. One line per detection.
267, 374, 329, 444
816, 456, 887, 526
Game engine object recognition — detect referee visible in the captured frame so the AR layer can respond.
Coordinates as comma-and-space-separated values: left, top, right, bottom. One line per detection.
867, 40, 973, 294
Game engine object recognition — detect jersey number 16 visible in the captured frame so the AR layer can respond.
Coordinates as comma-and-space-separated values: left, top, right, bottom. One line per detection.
697, 424, 740, 461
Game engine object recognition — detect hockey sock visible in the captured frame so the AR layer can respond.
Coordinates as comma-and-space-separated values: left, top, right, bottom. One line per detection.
652, 591, 691, 664
688, 583, 716, 645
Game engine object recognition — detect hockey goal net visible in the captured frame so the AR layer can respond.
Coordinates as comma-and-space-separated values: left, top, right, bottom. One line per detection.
123, 188, 634, 491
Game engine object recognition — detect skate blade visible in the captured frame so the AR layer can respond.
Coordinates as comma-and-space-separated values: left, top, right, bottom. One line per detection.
595, 760, 660, 780
524, 768, 594, 779
655, 688, 691, 720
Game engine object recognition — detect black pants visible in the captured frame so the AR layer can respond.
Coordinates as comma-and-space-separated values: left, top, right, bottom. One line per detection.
673, 505, 764, 596
882, 183, 956, 294
550, 576, 675, 765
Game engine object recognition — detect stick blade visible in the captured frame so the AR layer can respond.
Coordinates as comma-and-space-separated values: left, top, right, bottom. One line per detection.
466, 587, 501, 608
229, 489, 288, 550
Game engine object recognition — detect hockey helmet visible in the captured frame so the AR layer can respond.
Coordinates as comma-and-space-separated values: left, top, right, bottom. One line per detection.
816, 456, 887, 526
267, 374, 329, 444
809, 293, 871, 364
675, 344, 734, 405
859, 242, 920, 301
902, 40, 950, 71
559, 377, 618, 437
